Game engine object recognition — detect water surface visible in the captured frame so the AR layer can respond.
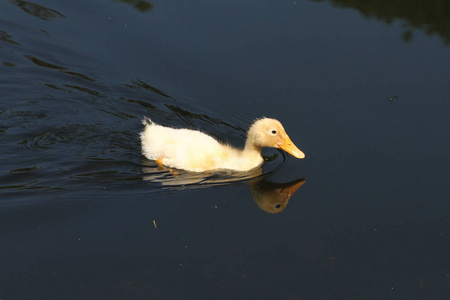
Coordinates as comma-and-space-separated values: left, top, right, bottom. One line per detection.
1, 0, 449, 299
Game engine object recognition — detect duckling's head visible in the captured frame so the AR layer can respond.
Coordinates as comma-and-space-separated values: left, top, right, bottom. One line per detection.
247, 118, 305, 159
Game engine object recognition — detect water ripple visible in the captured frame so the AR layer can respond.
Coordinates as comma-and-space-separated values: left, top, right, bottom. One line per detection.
0, 30, 21, 45
18, 124, 131, 153
9, 0, 65, 21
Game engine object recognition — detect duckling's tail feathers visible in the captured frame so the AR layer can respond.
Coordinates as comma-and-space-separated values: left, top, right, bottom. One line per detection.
142, 116, 154, 126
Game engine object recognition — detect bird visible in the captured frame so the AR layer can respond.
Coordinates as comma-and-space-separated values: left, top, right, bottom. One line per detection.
140, 117, 305, 172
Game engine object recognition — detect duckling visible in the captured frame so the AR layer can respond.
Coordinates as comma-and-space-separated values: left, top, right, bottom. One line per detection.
140, 117, 305, 172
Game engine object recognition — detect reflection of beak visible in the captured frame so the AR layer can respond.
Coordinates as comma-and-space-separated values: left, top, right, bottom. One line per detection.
280, 178, 306, 197
279, 136, 305, 159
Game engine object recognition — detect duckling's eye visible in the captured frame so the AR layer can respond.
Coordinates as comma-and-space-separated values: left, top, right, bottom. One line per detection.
270, 129, 277, 135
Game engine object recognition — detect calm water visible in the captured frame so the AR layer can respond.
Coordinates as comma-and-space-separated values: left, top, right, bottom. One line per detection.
1, 0, 449, 299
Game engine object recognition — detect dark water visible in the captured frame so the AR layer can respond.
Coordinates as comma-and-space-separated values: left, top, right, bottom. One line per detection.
1, 0, 449, 299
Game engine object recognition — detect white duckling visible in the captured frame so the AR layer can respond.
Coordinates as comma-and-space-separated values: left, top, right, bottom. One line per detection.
140, 117, 305, 172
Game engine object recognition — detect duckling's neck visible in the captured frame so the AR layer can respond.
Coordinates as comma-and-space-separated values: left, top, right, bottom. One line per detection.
243, 139, 263, 157
231, 140, 261, 170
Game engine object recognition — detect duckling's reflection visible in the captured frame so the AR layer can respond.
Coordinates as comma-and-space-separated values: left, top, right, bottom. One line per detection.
141, 159, 263, 186
249, 178, 305, 214
141, 160, 305, 214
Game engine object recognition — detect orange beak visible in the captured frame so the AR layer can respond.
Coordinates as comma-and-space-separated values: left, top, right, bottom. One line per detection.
279, 136, 305, 159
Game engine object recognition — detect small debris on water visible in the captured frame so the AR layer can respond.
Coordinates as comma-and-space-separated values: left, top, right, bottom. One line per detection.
388, 96, 398, 101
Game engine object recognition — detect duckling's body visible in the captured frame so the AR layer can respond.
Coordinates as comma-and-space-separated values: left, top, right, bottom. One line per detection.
140, 117, 304, 172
